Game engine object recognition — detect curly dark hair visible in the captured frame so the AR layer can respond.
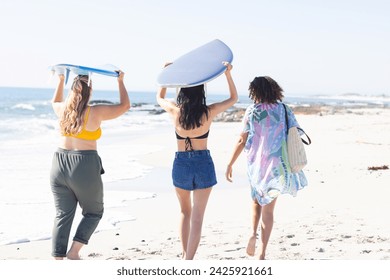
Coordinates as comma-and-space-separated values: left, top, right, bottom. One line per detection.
248, 76, 284, 104
177, 84, 209, 130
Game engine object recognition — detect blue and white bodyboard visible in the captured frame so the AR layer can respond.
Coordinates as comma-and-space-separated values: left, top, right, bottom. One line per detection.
157, 39, 233, 88
49, 64, 120, 85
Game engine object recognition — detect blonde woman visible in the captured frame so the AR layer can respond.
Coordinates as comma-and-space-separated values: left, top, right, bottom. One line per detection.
50, 72, 130, 260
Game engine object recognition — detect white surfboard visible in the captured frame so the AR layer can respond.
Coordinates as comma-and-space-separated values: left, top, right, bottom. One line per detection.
157, 39, 233, 88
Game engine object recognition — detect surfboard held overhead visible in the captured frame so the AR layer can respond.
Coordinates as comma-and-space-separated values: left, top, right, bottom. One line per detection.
49, 64, 120, 85
157, 39, 233, 88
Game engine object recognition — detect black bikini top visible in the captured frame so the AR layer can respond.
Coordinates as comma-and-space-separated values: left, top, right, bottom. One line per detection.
175, 130, 210, 151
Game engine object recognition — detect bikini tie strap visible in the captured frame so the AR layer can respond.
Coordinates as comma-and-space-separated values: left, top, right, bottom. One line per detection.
185, 137, 194, 151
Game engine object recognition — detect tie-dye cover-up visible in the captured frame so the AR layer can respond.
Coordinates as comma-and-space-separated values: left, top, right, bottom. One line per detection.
242, 102, 308, 205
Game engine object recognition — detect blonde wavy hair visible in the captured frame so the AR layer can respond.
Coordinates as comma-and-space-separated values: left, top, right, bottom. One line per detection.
60, 75, 92, 135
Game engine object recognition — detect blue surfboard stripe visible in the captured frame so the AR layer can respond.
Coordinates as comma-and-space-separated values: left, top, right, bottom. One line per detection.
50, 63, 119, 84
157, 39, 233, 88
50, 64, 119, 85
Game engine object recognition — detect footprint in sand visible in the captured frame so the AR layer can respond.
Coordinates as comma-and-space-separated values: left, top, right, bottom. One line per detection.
361, 250, 371, 254
149, 251, 161, 255
224, 247, 245, 252
88, 253, 103, 258
323, 238, 335, 242
377, 236, 388, 242
129, 248, 141, 252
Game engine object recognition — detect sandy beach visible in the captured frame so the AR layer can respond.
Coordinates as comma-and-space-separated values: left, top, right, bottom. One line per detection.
1, 106, 390, 261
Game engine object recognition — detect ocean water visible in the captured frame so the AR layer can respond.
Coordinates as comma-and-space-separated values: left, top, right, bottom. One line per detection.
2, 87, 388, 140
0, 87, 389, 246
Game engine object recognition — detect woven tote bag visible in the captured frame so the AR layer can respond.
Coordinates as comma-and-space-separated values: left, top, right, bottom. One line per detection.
287, 126, 307, 172
282, 104, 311, 173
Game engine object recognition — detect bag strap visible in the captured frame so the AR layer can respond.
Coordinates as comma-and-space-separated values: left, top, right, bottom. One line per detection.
282, 103, 289, 131
297, 127, 312, 145
282, 103, 311, 145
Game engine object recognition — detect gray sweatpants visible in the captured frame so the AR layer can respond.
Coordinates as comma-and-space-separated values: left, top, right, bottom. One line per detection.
50, 148, 105, 257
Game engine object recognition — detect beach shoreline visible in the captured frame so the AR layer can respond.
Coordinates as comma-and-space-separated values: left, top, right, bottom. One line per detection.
1, 106, 390, 260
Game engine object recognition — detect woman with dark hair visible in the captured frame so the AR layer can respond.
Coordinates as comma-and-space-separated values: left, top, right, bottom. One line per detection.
225, 76, 307, 260
50, 72, 130, 260
156, 62, 238, 260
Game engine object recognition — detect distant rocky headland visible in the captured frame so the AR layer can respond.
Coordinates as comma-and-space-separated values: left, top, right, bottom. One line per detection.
213, 103, 390, 122
90, 100, 389, 122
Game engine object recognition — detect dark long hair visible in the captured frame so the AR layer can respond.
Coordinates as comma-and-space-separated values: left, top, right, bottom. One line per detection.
177, 84, 209, 130
248, 76, 284, 103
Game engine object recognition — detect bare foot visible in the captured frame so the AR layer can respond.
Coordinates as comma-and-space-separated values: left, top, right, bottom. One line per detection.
66, 252, 81, 260
246, 235, 257, 256
66, 241, 83, 260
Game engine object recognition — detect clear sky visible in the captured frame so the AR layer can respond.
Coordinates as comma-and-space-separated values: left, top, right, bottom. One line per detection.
0, 0, 389, 96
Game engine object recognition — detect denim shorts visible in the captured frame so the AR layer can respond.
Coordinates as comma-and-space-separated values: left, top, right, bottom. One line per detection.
172, 150, 217, 191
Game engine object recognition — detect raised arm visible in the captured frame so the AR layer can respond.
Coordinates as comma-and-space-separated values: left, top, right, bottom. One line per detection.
93, 71, 131, 121
117, 71, 131, 111
156, 86, 177, 114
51, 74, 65, 117
209, 62, 238, 117
156, 62, 177, 115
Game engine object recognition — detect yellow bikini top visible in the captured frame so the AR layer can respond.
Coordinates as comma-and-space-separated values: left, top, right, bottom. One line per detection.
64, 106, 102, 141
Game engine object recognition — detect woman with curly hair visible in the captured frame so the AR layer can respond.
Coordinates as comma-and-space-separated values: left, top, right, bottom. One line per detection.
226, 76, 308, 260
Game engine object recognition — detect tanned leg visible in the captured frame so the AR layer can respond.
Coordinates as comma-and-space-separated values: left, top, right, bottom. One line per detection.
175, 187, 192, 259
258, 198, 277, 260
247, 199, 261, 256
185, 187, 212, 260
